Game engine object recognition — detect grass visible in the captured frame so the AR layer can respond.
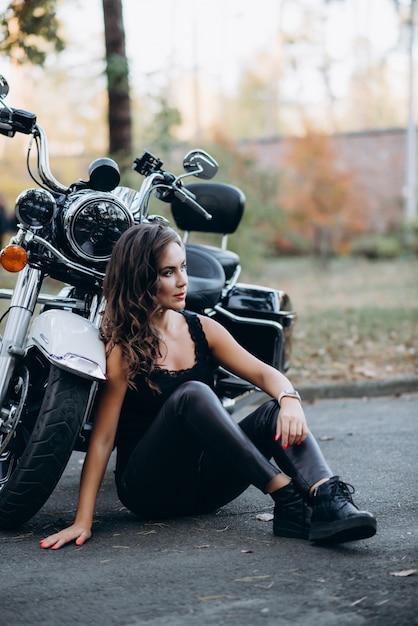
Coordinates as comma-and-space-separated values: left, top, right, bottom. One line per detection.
241, 256, 418, 385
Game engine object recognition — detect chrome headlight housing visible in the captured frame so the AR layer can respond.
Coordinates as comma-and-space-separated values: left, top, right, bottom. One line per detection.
62, 191, 134, 263
15, 188, 56, 228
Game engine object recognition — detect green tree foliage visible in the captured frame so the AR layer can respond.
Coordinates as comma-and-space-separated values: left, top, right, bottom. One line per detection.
146, 94, 181, 155
0, 0, 64, 65
0, 0, 132, 161
231, 55, 276, 139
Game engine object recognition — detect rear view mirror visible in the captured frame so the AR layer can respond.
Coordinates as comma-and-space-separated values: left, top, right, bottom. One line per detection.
183, 150, 219, 180
0, 75, 9, 100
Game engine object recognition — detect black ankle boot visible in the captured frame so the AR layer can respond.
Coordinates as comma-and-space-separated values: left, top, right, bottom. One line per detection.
272, 482, 312, 540
309, 476, 377, 544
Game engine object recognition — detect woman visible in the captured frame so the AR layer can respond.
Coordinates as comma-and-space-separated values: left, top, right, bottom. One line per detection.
40, 223, 376, 550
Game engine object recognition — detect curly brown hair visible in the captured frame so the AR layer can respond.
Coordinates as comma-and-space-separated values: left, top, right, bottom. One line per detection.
101, 222, 183, 390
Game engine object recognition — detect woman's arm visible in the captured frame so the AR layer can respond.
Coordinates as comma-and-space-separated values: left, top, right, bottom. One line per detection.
40, 345, 128, 550
200, 316, 308, 447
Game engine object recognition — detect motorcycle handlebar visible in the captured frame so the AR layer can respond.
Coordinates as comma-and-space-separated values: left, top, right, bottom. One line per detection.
0, 107, 36, 137
136, 165, 213, 222
0, 95, 215, 214
34, 125, 69, 194
0, 102, 67, 193
172, 187, 212, 221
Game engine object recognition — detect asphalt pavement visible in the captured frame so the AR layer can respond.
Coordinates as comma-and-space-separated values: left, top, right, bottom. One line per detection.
1, 387, 417, 626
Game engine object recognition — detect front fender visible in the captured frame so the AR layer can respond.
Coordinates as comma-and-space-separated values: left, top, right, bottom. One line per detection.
27, 309, 106, 381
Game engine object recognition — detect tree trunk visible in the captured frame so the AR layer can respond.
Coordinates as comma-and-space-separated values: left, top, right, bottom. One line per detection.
102, 0, 132, 157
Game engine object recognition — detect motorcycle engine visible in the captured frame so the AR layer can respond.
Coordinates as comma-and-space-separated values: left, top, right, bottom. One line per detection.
59, 190, 134, 266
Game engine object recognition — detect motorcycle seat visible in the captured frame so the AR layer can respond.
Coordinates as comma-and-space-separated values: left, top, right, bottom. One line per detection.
185, 243, 239, 281
185, 246, 225, 312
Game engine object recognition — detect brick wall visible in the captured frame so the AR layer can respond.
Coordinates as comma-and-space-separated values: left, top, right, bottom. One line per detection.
239, 128, 415, 232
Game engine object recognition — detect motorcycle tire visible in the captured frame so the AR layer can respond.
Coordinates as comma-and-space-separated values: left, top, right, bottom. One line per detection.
0, 363, 91, 529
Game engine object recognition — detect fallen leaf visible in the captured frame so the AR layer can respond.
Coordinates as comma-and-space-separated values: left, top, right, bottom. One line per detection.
319, 435, 334, 441
1, 532, 34, 541
194, 544, 210, 549
354, 366, 376, 379
241, 549, 253, 553
256, 513, 274, 522
389, 569, 417, 577
198, 595, 235, 601
235, 575, 270, 582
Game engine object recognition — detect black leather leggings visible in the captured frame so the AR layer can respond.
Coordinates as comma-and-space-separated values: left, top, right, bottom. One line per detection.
116, 381, 332, 518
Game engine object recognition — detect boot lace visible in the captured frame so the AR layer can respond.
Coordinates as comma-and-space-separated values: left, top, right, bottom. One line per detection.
331, 480, 356, 506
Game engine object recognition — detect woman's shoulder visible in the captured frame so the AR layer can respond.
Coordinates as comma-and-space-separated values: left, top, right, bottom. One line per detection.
182, 310, 217, 330
189, 312, 228, 346
181, 309, 205, 337
179, 310, 214, 346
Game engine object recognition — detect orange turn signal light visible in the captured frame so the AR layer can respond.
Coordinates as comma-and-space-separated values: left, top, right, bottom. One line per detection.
0, 245, 28, 272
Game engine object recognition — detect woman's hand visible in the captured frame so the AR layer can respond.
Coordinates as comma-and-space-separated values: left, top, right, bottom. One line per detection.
39, 524, 91, 550
275, 398, 308, 449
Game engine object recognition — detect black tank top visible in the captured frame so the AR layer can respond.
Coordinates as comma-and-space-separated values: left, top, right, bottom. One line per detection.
115, 310, 215, 474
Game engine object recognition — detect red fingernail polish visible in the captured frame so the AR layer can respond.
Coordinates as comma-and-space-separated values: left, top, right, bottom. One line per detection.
76, 539, 82, 546
274, 434, 279, 441
282, 444, 288, 450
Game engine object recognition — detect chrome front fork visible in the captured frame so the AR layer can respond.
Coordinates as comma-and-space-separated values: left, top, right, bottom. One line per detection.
0, 265, 41, 408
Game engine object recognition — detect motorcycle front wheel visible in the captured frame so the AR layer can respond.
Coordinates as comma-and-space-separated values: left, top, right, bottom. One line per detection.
0, 359, 92, 529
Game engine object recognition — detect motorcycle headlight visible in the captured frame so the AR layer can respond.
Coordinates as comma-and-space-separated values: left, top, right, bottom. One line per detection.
15, 188, 56, 228
63, 191, 134, 262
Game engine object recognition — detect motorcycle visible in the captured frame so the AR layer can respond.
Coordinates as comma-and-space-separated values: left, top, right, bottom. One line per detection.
0, 75, 295, 530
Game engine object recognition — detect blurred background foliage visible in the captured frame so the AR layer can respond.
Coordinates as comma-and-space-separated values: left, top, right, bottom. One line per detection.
0, 0, 418, 263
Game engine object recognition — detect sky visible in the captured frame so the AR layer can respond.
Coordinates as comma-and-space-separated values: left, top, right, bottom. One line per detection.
0, 0, 403, 90
55, 0, 403, 100
131, 1, 399, 82
0, 0, 413, 127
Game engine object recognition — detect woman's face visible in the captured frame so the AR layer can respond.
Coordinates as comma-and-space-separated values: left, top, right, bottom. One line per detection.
156, 241, 188, 311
